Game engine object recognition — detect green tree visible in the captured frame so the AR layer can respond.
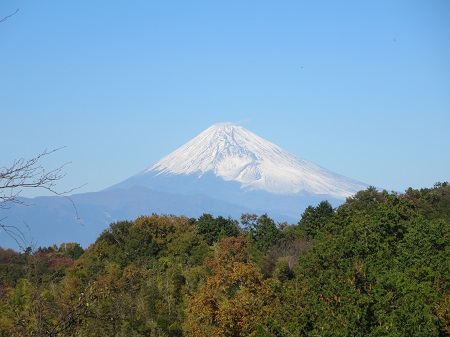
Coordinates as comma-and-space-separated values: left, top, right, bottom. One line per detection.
196, 214, 239, 245
58, 242, 84, 259
240, 213, 258, 232
251, 214, 283, 252
298, 200, 334, 240
295, 187, 450, 336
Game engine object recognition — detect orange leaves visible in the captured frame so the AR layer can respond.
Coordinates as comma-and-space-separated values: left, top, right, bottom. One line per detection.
211, 235, 250, 266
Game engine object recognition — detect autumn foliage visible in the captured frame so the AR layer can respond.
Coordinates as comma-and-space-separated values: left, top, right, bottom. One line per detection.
0, 183, 449, 336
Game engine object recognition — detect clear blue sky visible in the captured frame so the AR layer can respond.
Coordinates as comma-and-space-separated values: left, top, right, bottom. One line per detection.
2, 1, 449, 197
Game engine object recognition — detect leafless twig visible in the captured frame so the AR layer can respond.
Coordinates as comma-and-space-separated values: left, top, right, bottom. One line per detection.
0, 219, 35, 252
1, 148, 84, 251
0, 8, 19, 24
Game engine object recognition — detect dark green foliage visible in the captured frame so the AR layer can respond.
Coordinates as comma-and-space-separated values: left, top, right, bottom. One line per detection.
196, 213, 240, 245
240, 213, 258, 231
250, 213, 283, 252
60, 243, 84, 259
0, 248, 26, 296
415, 182, 450, 220
294, 186, 450, 336
298, 200, 335, 239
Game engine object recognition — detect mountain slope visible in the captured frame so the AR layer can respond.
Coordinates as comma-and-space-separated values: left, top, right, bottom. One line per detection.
113, 123, 367, 198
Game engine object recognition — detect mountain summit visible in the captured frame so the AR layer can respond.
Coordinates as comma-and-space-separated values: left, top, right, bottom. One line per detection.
115, 123, 367, 199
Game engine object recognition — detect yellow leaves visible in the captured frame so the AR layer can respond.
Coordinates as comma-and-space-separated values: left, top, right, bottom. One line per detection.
93, 240, 109, 259
184, 236, 271, 336
134, 214, 203, 260
60, 276, 83, 302
319, 292, 344, 308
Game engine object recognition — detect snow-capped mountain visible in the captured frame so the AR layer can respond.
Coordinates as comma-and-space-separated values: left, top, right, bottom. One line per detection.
113, 123, 367, 198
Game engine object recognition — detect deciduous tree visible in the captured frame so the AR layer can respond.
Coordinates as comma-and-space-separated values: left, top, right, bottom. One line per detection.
1, 149, 80, 250
184, 236, 270, 336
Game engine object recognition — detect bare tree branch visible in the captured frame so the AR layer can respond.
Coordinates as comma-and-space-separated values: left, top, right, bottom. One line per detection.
0, 8, 19, 24
0, 218, 34, 252
1, 148, 84, 251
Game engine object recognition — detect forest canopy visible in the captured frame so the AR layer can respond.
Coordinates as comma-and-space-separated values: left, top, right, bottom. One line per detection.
0, 183, 449, 336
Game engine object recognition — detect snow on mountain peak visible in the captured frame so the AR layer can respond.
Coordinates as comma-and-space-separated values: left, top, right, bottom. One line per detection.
143, 123, 367, 198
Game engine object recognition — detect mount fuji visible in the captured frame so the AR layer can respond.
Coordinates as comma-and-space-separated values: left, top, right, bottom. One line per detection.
1, 123, 368, 249
112, 123, 366, 199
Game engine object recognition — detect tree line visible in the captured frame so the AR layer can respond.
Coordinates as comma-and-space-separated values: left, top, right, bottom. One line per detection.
0, 183, 449, 336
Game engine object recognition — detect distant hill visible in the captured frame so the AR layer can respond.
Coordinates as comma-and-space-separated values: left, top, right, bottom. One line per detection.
0, 123, 368, 250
